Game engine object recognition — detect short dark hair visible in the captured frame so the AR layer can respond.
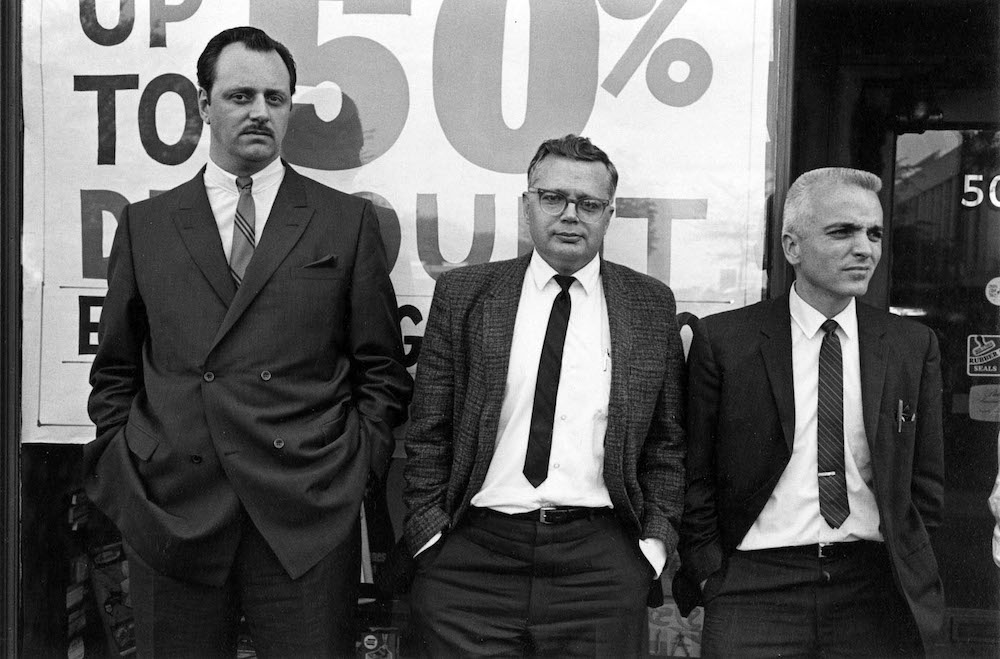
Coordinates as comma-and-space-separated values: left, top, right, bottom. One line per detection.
527, 134, 619, 197
197, 26, 297, 97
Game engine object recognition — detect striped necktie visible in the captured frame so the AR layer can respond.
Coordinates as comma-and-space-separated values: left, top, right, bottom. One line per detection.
229, 176, 255, 286
817, 318, 850, 528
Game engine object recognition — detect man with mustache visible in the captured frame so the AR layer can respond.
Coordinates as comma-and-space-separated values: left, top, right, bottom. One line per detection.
403, 134, 686, 656
86, 27, 411, 657
674, 167, 945, 656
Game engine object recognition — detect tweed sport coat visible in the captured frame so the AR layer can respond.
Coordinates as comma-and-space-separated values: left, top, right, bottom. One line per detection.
402, 253, 686, 557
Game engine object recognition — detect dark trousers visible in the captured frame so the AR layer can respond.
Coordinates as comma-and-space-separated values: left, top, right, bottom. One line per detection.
410, 509, 653, 657
125, 516, 361, 659
701, 541, 922, 658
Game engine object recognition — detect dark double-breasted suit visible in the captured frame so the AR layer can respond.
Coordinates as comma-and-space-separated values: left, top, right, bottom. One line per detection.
403, 254, 686, 560
674, 294, 945, 651
86, 165, 412, 586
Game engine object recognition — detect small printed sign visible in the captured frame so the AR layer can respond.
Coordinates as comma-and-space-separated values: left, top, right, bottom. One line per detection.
969, 384, 1000, 422
968, 335, 1000, 376
986, 277, 1000, 307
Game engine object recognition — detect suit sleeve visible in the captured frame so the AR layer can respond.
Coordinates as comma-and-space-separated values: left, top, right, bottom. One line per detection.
401, 274, 455, 555
348, 200, 413, 481
677, 317, 725, 586
86, 204, 147, 477
637, 287, 686, 555
912, 327, 945, 533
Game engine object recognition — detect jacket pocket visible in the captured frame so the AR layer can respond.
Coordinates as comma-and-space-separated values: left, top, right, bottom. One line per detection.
124, 419, 159, 461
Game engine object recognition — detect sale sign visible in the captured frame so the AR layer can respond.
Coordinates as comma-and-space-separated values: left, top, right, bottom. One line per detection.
22, 0, 774, 443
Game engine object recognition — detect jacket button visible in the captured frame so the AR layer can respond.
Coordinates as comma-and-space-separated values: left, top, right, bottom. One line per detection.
260, 370, 271, 381
273, 438, 285, 449
190, 455, 203, 464
203, 371, 215, 382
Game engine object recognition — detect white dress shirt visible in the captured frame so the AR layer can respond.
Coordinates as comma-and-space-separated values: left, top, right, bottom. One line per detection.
204, 157, 285, 257
422, 251, 667, 575
472, 250, 613, 512
739, 284, 883, 549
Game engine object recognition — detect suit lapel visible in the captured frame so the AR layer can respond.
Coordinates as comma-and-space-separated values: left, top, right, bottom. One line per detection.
210, 167, 315, 350
759, 296, 796, 451
602, 262, 632, 477
476, 256, 531, 461
171, 169, 237, 307
857, 303, 888, 445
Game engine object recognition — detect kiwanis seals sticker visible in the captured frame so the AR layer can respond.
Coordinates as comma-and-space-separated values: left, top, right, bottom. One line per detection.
968, 335, 1000, 376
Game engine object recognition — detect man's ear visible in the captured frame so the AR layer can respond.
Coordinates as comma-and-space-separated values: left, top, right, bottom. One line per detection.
781, 232, 800, 266
198, 88, 210, 123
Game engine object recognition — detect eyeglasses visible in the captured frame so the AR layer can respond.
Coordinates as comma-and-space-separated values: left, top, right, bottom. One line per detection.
526, 188, 611, 222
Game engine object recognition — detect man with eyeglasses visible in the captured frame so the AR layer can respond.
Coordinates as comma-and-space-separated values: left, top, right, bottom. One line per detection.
403, 134, 686, 656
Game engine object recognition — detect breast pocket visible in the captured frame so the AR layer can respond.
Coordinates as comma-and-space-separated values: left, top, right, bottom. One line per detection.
291, 254, 343, 279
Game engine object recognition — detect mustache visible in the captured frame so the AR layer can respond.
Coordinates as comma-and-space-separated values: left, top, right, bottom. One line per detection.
241, 124, 274, 137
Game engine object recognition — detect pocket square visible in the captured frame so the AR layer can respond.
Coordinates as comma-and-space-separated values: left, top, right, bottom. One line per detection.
302, 254, 338, 269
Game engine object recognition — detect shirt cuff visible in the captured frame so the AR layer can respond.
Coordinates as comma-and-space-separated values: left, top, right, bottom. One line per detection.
639, 537, 667, 579
414, 532, 442, 557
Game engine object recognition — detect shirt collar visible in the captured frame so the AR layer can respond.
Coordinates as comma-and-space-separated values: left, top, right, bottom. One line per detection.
789, 282, 858, 341
204, 157, 285, 195
528, 251, 601, 295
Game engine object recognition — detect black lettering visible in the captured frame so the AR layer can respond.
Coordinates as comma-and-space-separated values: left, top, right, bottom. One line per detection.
81, 190, 129, 280
79, 296, 104, 355
138, 74, 203, 165
398, 305, 423, 368
149, 0, 202, 47
79, 0, 135, 46
74, 75, 140, 165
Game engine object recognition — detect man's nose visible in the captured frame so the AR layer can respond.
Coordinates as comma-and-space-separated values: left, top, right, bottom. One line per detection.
248, 95, 269, 120
560, 200, 580, 222
852, 232, 874, 256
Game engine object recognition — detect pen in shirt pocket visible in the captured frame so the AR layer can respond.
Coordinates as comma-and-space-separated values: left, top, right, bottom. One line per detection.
897, 400, 916, 432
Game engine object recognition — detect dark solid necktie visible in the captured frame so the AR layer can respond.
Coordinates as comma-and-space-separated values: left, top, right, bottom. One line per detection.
817, 318, 850, 528
523, 275, 575, 487
229, 176, 255, 286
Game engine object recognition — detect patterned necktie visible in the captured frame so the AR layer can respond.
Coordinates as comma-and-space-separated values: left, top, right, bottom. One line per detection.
817, 318, 850, 528
523, 275, 575, 487
229, 176, 255, 286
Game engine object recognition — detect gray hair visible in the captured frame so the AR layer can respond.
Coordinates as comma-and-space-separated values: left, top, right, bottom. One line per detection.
782, 167, 882, 235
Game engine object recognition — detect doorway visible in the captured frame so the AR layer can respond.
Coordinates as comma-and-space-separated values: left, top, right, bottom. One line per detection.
891, 128, 1000, 648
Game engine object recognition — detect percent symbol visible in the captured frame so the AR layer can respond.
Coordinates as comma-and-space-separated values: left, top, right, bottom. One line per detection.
600, 0, 713, 107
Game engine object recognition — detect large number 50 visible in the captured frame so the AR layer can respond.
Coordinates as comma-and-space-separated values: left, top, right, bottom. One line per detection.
251, 0, 598, 173
434, 0, 599, 173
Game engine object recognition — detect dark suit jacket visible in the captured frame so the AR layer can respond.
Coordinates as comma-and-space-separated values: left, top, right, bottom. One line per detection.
402, 254, 686, 561
674, 294, 945, 651
86, 165, 412, 586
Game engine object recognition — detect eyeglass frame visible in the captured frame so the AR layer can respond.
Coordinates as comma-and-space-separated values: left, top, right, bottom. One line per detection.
525, 187, 613, 223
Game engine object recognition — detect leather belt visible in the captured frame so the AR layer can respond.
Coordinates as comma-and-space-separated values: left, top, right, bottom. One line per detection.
472, 506, 613, 525
758, 540, 884, 560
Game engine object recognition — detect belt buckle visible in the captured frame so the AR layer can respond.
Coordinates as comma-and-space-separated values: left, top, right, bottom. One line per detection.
537, 507, 557, 524
818, 543, 832, 559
